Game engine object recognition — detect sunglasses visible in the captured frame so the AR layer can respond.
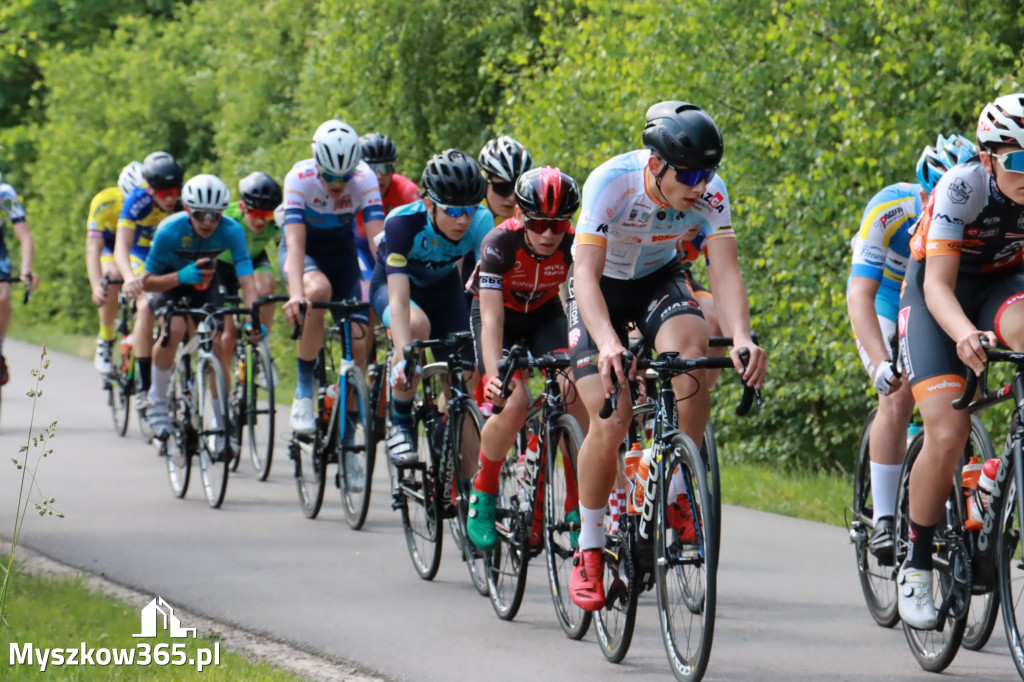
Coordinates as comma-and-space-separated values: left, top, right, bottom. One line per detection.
319, 168, 355, 184
437, 203, 479, 219
524, 217, 571, 235
488, 179, 516, 198
153, 187, 181, 200
244, 206, 275, 220
666, 164, 717, 187
191, 210, 222, 223
370, 162, 395, 175
993, 149, 1024, 175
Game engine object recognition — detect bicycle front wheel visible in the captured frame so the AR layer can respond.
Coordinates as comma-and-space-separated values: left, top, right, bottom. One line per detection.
962, 415, 998, 651
197, 356, 230, 509
107, 347, 131, 437
543, 414, 592, 639
397, 406, 443, 579
247, 340, 276, 481
998, 457, 1024, 675
487, 427, 530, 621
701, 421, 720, 561
656, 433, 717, 681
449, 400, 489, 596
165, 362, 191, 498
339, 366, 374, 530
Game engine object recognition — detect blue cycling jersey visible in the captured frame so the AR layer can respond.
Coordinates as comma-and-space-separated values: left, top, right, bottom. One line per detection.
145, 211, 253, 279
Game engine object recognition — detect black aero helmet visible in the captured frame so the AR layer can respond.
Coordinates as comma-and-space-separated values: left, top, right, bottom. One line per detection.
360, 133, 398, 164
642, 101, 723, 169
238, 172, 282, 211
421, 149, 488, 206
515, 167, 580, 220
142, 151, 184, 190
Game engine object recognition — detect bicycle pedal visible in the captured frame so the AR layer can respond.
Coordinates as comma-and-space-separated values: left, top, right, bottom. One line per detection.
391, 494, 407, 511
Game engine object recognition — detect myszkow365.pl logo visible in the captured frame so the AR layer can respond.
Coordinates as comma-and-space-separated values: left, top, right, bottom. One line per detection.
8, 596, 221, 672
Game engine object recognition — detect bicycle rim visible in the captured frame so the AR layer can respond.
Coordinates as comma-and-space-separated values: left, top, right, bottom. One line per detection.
293, 433, 326, 519
543, 415, 592, 639
487, 442, 529, 621
896, 436, 967, 672
198, 358, 230, 509
962, 416, 999, 650
701, 421, 720, 562
594, 526, 639, 663
999, 466, 1024, 675
851, 408, 899, 627
340, 367, 374, 530
451, 402, 489, 596
247, 342, 276, 481
107, 345, 131, 436
165, 367, 190, 499
399, 410, 444, 579
656, 433, 716, 681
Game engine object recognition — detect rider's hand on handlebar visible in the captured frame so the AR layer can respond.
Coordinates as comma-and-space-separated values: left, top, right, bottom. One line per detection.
957, 330, 997, 376
872, 360, 901, 395
21, 271, 37, 293
730, 341, 767, 390
597, 340, 631, 398
123, 278, 144, 299
91, 283, 107, 306
282, 297, 306, 329
485, 374, 518, 407
390, 355, 419, 392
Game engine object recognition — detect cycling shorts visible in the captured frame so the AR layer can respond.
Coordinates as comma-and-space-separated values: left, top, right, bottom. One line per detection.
683, 270, 713, 301
0, 238, 10, 278
278, 240, 367, 325
567, 261, 704, 380
470, 296, 568, 375
370, 262, 474, 368
147, 281, 226, 330
900, 258, 1024, 403
215, 252, 271, 295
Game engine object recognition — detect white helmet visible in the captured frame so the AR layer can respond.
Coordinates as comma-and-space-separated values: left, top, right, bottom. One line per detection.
118, 161, 144, 196
182, 174, 231, 211
311, 120, 361, 176
977, 93, 1024, 149
478, 135, 533, 182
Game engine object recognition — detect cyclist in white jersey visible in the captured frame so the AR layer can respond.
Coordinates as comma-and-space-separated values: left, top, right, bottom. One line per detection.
0, 169, 39, 385
566, 101, 766, 611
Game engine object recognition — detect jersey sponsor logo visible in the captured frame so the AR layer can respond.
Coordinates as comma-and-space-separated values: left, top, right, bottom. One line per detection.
643, 259, 663, 267
979, 228, 998, 238
651, 233, 677, 243
606, 208, 615, 219
618, 187, 638, 201
569, 328, 581, 348
659, 299, 699, 320
984, 216, 1002, 225
334, 197, 353, 210
925, 378, 964, 393
181, 236, 193, 249
485, 246, 501, 258
386, 253, 408, 267
933, 212, 964, 225
947, 178, 971, 204
298, 169, 316, 179
879, 207, 903, 227
1019, 214, 1024, 230
479, 274, 502, 290
897, 306, 910, 336
703, 191, 726, 211
311, 197, 328, 208
576, 355, 591, 368
860, 245, 885, 267
542, 264, 565, 276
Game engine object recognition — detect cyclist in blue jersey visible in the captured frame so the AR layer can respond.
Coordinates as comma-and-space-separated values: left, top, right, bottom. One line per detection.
846, 133, 976, 564
115, 151, 184, 408
141, 175, 262, 443
567, 102, 766, 611
370, 149, 491, 465
0, 168, 39, 385
279, 120, 384, 434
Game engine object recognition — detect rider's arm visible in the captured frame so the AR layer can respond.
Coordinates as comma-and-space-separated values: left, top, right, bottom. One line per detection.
11, 220, 36, 289
479, 287, 506, 380
86, 237, 106, 296
705, 234, 766, 387
364, 219, 383, 261
388, 273, 413, 360
140, 270, 180, 292
847, 276, 889, 369
114, 225, 137, 290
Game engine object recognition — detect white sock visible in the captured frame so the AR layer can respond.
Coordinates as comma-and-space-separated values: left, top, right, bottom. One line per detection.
668, 468, 687, 501
212, 399, 224, 430
579, 503, 606, 551
149, 366, 172, 403
870, 462, 902, 524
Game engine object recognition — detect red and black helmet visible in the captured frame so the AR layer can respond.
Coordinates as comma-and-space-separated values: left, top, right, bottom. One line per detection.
514, 167, 581, 220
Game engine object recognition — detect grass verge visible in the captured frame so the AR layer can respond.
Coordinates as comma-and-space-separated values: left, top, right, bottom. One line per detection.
721, 463, 850, 527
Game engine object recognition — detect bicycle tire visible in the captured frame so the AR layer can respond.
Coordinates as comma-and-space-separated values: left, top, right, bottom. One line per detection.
594, 516, 640, 663
295, 347, 330, 519
247, 340, 276, 481
339, 366, 374, 530
229, 357, 244, 473
543, 414, 592, 639
998, 457, 1024, 676
701, 421, 720, 562
486, 439, 529, 621
398, 405, 443, 580
107, 342, 131, 436
656, 433, 717, 681
851, 408, 900, 628
962, 416, 999, 650
895, 433, 968, 673
165, 361, 191, 499
449, 400, 490, 596
197, 356, 230, 509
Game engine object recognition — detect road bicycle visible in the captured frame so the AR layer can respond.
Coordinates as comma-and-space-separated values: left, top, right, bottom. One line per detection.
485, 345, 589, 635
390, 332, 488, 593
157, 301, 239, 509
0, 275, 31, 428
594, 347, 757, 681
288, 300, 375, 529
222, 293, 285, 481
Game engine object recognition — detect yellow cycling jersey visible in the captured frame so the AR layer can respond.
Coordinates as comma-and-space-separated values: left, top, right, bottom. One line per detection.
116, 185, 178, 252
87, 186, 122, 249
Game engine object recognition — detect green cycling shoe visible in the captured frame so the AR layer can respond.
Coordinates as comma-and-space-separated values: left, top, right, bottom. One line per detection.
467, 491, 497, 550
565, 507, 580, 550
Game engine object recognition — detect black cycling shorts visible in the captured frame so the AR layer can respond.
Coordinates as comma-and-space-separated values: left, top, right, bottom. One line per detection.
470, 296, 568, 377
899, 258, 1024, 403
147, 281, 225, 329
567, 261, 704, 380
278, 239, 367, 325
215, 253, 270, 295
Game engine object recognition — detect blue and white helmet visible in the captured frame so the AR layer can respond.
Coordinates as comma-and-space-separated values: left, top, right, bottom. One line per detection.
916, 133, 978, 192
118, 161, 144, 197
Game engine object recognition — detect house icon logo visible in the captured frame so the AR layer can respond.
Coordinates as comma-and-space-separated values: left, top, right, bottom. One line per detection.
133, 596, 197, 638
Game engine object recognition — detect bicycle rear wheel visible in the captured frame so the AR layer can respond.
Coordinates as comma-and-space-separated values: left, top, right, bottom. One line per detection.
962, 415, 998, 651
594, 518, 639, 663
851, 408, 899, 627
543, 414, 592, 639
701, 421, 720, 561
107, 346, 131, 436
165, 363, 191, 499
998, 457, 1024, 675
339, 366, 374, 530
895, 435, 968, 673
487, 428, 530, 620
398, 406, 443, 579
197, 357, 230, 509
247, 340, 276, 481
656, 433, 716, 681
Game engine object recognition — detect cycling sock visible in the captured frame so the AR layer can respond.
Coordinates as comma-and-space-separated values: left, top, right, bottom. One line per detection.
138, 357, 152, 392
99, 325, 116, 342
905, 520, 935, 571
393, 398, 413, 427
295, 358, 315, 399
578, 503, 606, 551
473, 450, 503, 495
870, 462, 902, 524
149, 366, 171, 403
667, 468, 686, 501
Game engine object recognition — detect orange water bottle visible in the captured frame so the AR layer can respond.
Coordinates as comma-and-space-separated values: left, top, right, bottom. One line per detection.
625, 443, 642, 514
963, 456, 983, 530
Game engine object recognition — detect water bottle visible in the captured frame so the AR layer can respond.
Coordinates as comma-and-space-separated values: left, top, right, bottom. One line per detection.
906, 423, 922, 449
324, 382, 339, 423
633, 445, 655, 512
237, 356, 246, 384
624, 443, 642, 514
119, 335, 133, 374
518, 434, 541, 513
975, 458, 1001, 522
963, 456, 984, 530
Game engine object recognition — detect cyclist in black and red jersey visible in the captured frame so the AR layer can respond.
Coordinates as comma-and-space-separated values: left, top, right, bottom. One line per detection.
464, 166, 587, 549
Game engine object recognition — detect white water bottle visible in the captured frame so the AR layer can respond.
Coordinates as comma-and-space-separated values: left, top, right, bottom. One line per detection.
978, 458, 1001, 515
518, 434, 541, 512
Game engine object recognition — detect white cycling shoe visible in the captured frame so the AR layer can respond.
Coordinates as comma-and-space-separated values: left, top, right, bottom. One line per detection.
897, 565, 939, 629
290, 397, 316, 435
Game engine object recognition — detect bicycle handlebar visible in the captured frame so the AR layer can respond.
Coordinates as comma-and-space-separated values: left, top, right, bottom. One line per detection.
290, 299, 369, 341
951, 337, 1024, 410
0, 275, 32, 304
401, 331, 475, 386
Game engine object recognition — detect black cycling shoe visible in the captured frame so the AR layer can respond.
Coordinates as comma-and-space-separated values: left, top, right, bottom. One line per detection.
868, 515, 895, 566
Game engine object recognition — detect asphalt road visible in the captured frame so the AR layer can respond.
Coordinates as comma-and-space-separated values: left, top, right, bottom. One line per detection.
0, 338, 1020, 681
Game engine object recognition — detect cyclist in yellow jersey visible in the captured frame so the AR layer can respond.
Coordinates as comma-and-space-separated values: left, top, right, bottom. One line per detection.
87, 161, 144, 374
478, 136, 534, 224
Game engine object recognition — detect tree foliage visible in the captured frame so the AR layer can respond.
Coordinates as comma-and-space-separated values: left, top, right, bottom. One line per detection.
1, 0, 1022, 470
